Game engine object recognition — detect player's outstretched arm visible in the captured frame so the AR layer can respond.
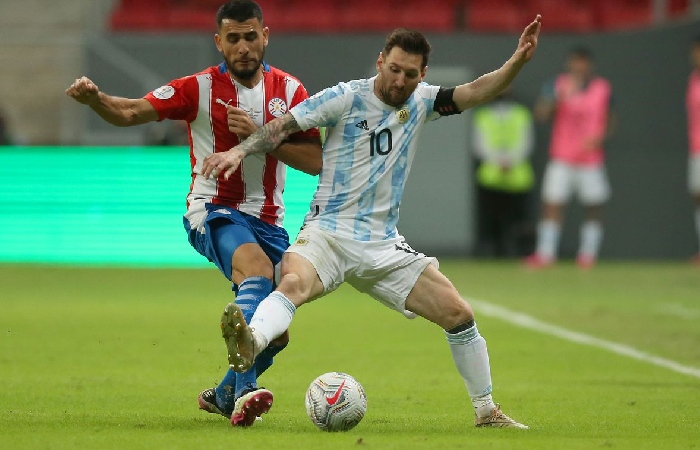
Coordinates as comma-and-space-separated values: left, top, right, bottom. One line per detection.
66, 76, 158, 127
226, 105, 322, 175
452, 15, 542, 112
271, 138, 323, 176
202, 112, 302, 180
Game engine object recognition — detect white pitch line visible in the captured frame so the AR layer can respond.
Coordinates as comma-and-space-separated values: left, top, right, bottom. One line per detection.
473, 300, 700, 380
657, 302, 700, 320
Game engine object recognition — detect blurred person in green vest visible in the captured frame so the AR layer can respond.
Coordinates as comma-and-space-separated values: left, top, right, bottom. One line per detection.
471, 87, 534, 257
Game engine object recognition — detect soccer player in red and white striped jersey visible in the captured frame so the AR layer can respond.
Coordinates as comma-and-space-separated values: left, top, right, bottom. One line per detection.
66, 0, 322, 427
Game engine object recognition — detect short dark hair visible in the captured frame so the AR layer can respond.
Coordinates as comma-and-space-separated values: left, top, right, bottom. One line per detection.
383, 28, 431, 68
216, 0, 263, 28
569, 46, 593, 60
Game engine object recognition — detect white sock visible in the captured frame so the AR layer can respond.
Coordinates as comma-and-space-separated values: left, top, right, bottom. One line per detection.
249, 291, 296, 356
695, 208, 700, 253
535, 220, 560, 261
578, 220, 603, 259
446, 323, 495, 418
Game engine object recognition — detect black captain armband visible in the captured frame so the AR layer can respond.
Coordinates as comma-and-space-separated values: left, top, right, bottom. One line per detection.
433, 87, 460, 116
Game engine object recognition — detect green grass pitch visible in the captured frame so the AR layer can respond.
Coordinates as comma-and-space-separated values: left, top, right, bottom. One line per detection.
1, 261, 699, 449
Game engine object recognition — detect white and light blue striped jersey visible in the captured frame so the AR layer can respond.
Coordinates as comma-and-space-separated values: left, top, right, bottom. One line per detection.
290, 76, 443, 241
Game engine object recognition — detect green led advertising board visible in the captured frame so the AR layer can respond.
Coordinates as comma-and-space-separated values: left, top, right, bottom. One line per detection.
0, 146, 317, 267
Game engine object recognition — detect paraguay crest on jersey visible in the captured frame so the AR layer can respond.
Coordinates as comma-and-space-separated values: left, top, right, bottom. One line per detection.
268, 97, 288, 117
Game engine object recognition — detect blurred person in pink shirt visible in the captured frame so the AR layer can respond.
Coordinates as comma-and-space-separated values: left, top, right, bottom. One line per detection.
524, 47, 614, 269
687, 36, 700, 264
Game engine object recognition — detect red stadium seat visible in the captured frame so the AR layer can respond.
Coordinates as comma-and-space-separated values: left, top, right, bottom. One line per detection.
528, 0, 595, 32
667, 0, 689, 18
595, 0, 653, 30
110, 0, 678, 34
254, 0, 289, 31
109, 0, 171, 32
396, 0, 457, 33
117, 0, 169, 9
110, 11, 168, 32
466, 0, 528, 33
280, 0, 339, 33
182, 0, 226, 8
168, 7, 219, 32
110, 0, 290, 32
338, 0, 396, 33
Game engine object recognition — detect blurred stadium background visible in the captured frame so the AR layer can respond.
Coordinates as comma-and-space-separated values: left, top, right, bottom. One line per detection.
1, 0, 700, 265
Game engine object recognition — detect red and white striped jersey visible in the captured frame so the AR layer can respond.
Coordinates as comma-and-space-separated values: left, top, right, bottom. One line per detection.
144, 62, 318, 232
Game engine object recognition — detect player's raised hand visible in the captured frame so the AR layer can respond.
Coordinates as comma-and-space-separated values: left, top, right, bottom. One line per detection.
66, 76, 101, 105
227, 105, 258, 140
201, 147, 246, 180
515, 15, 542, 63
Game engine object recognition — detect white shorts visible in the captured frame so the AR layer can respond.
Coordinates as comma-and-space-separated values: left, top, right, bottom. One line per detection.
689, 153, 700, 195
541, 160, 611, 205
287, 226, 438, 318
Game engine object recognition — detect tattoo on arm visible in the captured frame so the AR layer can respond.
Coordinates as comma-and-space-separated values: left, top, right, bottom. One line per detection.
237, 113, 302, 156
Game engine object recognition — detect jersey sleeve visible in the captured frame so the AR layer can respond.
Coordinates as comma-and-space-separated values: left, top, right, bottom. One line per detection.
286, 81, 320, 141
418, 83, 446, 122
143, 75, 199, 123
290, 82, 350, 131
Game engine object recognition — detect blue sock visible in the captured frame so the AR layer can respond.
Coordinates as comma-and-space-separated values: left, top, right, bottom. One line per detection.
214, 369, 238, 415
255, 341, 287, 376
215, 276, 273, 406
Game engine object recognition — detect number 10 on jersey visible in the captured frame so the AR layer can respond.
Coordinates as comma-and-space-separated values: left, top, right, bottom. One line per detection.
369, 129, 393, 156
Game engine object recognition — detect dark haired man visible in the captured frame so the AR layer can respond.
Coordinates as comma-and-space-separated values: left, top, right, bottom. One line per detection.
525, 47, 614, 269
66, 0, 322, 426
202, 17, 542, 428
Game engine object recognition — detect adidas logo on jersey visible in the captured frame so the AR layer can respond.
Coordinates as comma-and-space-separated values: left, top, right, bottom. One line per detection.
355, 120, 369, 131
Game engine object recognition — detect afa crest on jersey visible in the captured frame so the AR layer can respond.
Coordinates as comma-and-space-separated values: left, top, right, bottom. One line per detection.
396, 107, 410, 124
268, 97, 288, 117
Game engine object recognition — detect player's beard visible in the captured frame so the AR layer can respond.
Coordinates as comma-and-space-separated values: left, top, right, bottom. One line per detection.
227, 47, 265, 81
378, 85, 409, 107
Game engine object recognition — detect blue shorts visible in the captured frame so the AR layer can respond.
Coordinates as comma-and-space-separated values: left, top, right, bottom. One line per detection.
184, 204, 290, 285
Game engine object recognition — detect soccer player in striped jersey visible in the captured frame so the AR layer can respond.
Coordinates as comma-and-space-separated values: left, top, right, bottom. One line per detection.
202, 16, 542, 428
687, 36, 700, 264
66, 0, 322, 427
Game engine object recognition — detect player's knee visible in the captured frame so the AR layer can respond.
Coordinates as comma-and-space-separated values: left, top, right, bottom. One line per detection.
232, 253, 274, 281
278, 272, 313, 301
279, 272, 303, 294
441, 299, 474, 330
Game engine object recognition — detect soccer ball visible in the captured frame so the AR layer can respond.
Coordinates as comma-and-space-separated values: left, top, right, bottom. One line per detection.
305, 372, 367, 432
